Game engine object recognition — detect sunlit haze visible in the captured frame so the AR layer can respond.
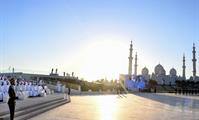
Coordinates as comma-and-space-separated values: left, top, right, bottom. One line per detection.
0, 0, 199, 81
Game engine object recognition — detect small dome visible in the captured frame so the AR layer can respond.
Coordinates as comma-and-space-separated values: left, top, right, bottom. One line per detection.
170, 68, 177, 76
154, 64, 166, 76
142, 67, 149, 75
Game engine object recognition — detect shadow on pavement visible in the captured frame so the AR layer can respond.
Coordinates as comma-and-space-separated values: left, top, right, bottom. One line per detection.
133, 93, 199, 109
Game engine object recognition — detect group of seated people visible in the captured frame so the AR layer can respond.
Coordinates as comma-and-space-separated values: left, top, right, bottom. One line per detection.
0, 76, 51, 103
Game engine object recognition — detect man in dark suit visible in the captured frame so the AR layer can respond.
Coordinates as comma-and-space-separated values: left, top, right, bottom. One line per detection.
8, 78, 18, 120
68, 87, 71, 95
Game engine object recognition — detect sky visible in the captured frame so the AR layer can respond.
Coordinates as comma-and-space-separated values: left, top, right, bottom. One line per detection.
0, 0, 199, 81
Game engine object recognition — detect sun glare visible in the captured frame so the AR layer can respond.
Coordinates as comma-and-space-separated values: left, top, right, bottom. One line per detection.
76, 40, 128, 81
97, 95, 118, 120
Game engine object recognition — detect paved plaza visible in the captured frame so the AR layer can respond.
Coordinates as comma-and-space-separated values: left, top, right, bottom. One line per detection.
29, 93, 199, 120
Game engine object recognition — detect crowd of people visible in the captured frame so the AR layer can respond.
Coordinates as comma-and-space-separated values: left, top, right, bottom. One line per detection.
0, 76, 51, 103
125, 76, 145, 90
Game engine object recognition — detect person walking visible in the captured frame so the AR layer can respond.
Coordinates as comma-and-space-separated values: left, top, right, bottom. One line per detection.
116, 80, 120, 95
8, 78, 18, 120
68, 87, 71, 95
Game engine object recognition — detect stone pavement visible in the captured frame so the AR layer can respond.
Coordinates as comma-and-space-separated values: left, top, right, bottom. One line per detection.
29, 93, 199, 120
0, 93, 66, 116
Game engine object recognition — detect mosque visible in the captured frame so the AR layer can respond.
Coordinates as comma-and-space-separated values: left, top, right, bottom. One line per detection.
120, 42, 199, 87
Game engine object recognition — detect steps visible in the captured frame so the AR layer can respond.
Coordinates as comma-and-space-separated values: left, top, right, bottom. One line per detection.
0, 97, 70, 120
156, 85, 175, 93
156, 85, 167, 93
163, 86, 175, 93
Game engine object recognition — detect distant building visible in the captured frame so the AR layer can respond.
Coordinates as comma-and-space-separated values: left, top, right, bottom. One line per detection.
145, 64, 179, 85
0, 71, 78, 82
120, 42, 199, 87
141, 67, 150, 81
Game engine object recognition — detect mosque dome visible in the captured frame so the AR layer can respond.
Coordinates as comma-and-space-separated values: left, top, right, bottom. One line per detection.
142, 67, 149, 75
170, 68, 177, 76
154, 64, 166, 76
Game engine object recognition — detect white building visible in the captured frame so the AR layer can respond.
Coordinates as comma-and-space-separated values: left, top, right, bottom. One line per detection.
145, 64, 179, 85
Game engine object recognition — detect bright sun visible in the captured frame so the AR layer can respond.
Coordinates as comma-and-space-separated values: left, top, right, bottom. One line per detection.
72, 39, 129, 81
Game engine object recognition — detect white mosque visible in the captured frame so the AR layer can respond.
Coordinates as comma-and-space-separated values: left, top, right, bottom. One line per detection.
120, 42, 199, 86
142, 64, 179, 85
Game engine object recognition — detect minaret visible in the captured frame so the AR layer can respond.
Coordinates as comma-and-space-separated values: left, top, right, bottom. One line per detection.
192, 43, 197, 80
128, 41, 133, 80
134, 52, 138, 76
182, 54, 186, 80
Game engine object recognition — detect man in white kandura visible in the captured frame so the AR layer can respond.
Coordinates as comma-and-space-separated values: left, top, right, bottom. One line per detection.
0, 83, 3, 102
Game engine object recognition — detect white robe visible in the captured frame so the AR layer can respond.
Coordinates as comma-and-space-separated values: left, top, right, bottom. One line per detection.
16, 85, 20, 92
62, 85, 65, 93
3, 84, 9, 95
22, 84, 26, 91
57, 84, 61, 92
0, 92, 2, 101
3, 92, 9, 103
16, 85, 20, 98
39, 80, 43, 85
3, 80, 7, 85
38, 86, 44, 96
0, 80, 3, 86
0, 85, 3, 93
29, 85, 34, 97
0, 86, 3, 101
19, 85, 23, 92
27, 84, 30, 91
25, 83, 29, 91
44, 86, 50, 95
33, 85, 38, 96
